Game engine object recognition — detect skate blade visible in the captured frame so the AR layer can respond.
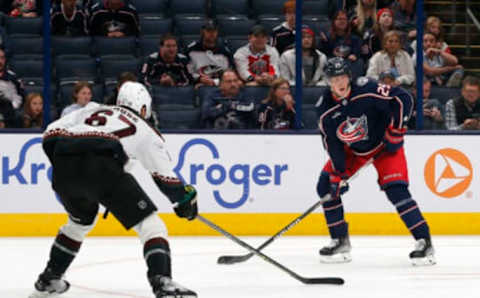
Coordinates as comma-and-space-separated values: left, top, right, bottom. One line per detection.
320, 252, 352, 264
411, 255, 436, 266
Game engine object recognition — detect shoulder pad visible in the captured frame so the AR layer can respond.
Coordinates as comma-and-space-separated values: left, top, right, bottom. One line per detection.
356, 76, 369, 87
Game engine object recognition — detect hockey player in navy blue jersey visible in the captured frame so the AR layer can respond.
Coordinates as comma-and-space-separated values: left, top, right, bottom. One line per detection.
316, 57, 435, 266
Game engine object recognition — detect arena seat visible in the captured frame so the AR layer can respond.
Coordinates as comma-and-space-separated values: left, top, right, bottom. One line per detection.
9, 57, 43, 79
5, 16, 42, 36
258, 15, 285, 35
225, 36, 248, 53
152, 86, 196, 108
51, 36, 92, 57
100, 56, 141, 81
138, 36, 160, 57
155, 108, 202, 129
93, 36, 137, 58
303, 0, 330, 16
140, 16, 172, 36
55, 55, 98, 82
302, 105, 320, 129
132, 0, 168, 16
243, 86, 270, 104
174, 15, 206, 36
217, 15, 256, 37
429, 86, 462, 105
251, 0, 285, 18
169, 0, 208, 16
6, 36, 43, 57
211, 0, 249, 17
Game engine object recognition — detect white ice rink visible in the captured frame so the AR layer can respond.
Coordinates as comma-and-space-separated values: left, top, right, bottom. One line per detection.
1, 235, 479, 298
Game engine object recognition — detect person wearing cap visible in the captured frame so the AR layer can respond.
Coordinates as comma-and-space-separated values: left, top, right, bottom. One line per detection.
271, 0, 296, 55
279, 26, 328, 86
366, 30, 415, 87
234, 25, 280, 86
185, 19, 234, 88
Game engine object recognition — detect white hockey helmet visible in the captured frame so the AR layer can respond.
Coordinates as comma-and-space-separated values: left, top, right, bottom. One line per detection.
117, 82, 152, 119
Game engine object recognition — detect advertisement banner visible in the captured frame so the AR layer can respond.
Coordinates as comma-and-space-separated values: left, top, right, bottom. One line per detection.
0, 134, 479, 214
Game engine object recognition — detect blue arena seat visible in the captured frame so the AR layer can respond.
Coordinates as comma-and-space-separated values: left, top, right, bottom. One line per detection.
211, 0, 249, 17
169, 0, 208, 16
303, 15, 330, 35
302, 105, 320, 129
58, 82, 104, 110
258, 15, 285, 35
174, 15, 206, 36
9, 57, 43, 79
55, 55, 98, 81
303, 0, 330, 16
299, 86, 326, 105
225, 36, 248, 53
179, 35, 200, 51
140, 16, 172, 36
6, 36, 43, 57
429, 86, 462, 105
243, 86, 270, 104
217, 15, 257, 37
155, 108, 202, 129
93, 36, 137, 58
152, 86, 196, 108
251, 0, 285, 18
5, 16, 42, 35
132, 0, 168, 16
100, 56, 141, 81
196, 86, 217, 106
138, 36, 160, 57
51, 36, 92, 57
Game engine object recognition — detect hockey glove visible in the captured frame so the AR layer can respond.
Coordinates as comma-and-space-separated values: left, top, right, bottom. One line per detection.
173, 185, 198, 221
384, 125, 407, 153
330, 173, 349, 199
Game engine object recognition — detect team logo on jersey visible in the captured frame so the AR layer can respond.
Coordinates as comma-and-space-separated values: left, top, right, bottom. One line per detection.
424, 148, 472, 198
248, 56, 269, 75
336, 115, 369, 144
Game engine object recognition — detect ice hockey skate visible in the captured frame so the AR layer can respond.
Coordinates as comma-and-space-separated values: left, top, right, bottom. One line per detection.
409, 238, 436, 266
149, 275, 197, 298
319, 237, 352, 263
29, 269, 70, 298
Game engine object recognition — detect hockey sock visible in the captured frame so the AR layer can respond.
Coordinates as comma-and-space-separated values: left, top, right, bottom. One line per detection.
144, 237, 171, 278
46, 233, 82, 276
385, 185, 430, 240
322, 197, 348, 239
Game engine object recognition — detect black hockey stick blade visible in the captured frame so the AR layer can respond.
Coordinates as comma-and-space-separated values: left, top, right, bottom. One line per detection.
198, 215, 344, 285
217, 198, 328, 265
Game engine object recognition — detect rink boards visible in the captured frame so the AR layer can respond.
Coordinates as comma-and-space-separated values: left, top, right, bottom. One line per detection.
0, 133, 479, 236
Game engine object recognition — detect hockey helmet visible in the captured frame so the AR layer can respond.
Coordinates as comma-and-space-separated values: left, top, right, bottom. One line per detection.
324, 57, 351, 79
117, 82, 152, 119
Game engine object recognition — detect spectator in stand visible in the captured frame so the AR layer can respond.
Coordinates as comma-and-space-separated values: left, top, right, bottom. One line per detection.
61, 81, 98, 117
258, 78, 296, 130
366, 30, 415, 87
349, 0, 377, 38
234, 25, 280, 86
8, 0, 39, 17
413, 32, 463, 88
22, 92, 43, 128
104, 71, 137, 105
0, 113, 5, 128
271, 0, 296, 55
186, 19, 234, 88
390, 0, 416, 39
410, 16, 451, 56
408, 79, 445, 130
89, 0, 139, 37
362, 7, 396, 59
279, 26, 328, 86
51, 0, 88, 36
319, 10, 364, 79
445, 76, 480, 130
141, 33, 192, 87
201, 69, 256, 129
0, 48, 25, 111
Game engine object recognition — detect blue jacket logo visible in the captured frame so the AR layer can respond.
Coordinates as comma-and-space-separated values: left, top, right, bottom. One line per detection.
173, 138, 288, 209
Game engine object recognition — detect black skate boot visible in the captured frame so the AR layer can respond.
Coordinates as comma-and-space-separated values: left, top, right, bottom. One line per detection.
149, 275, 197, 298
29, 268, 70, 298
319, 236, 352, 263
409, 238, 436, 266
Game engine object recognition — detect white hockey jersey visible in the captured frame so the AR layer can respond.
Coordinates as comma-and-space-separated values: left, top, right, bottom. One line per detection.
44, 104, 176, 180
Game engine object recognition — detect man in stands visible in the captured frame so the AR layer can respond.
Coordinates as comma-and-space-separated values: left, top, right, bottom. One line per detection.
186, 19, 234, 88
234, 25, 280, 86
141, 33, 193, 87
89, 0, 139, 37
445, 76, 480, 130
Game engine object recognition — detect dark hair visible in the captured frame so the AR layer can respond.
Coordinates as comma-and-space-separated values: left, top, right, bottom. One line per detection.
72, 81, 92, 103
219, 69, 238, 83
330, 10, 352, 40
117, 71, 137, 87
160, 33, 178, 46
462, 76, 480, 89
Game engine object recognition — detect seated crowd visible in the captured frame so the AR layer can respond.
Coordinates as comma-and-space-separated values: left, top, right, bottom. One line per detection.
0, 0, 477, 131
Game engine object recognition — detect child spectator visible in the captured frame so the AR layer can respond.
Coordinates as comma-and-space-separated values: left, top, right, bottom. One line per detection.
258, 78, 296, 130
23, 92, 43, 128
61, 81, 97, 117
410, 16, 451, 55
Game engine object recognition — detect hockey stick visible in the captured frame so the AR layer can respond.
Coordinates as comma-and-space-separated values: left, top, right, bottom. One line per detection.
197, 214, 344, 285
217, 195, 331, 265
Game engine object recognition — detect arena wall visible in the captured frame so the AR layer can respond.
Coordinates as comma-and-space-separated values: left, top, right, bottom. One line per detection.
0, 133, 479, 236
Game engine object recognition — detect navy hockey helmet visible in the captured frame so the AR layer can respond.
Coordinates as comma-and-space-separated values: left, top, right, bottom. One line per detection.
324, 57, 351, 79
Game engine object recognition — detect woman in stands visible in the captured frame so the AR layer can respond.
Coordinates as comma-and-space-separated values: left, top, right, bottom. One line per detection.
61, 81, 97, 117
362, 7, 396, 60
23, 92, 43, 128
258, 78, 296, 130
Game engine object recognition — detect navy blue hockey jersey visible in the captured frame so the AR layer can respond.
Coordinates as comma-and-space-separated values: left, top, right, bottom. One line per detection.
317, 78, 414, 173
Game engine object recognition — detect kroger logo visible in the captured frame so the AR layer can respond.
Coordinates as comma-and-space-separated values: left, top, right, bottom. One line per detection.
2, 137, 53, 185
173, 138, 288, 209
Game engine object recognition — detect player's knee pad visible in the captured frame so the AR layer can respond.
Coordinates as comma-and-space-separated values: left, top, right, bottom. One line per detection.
60, 215, 98, 242
385, 184, 412, 205
316, 171, 330, 198
133, 213, 168, 245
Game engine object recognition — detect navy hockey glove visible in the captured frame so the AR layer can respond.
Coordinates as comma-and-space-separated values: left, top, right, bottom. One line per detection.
173, 185, 198, 221
330, 173, 349, 198
384, 125, 407, 153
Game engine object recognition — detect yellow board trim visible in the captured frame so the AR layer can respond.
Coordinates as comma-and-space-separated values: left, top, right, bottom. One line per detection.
1, 213, 479, 236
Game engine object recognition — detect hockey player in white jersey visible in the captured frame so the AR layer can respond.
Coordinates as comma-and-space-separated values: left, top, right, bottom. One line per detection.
30, 82, 198, 298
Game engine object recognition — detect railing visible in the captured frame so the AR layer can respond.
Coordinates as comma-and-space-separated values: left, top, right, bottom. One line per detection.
466, 2, 480, 56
